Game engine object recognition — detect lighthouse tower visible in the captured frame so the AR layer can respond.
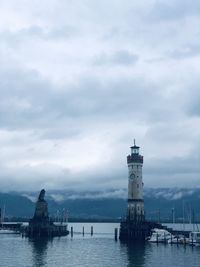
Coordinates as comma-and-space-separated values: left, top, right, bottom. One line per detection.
127, 140, 144, 222
119, 140, 147, 241
120, 141, 162, 241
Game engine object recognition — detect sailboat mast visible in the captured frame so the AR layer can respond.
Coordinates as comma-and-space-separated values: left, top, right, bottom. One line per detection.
182, 200, 185, 231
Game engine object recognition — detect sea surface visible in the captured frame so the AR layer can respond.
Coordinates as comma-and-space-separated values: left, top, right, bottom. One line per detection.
0, 223, 200, 267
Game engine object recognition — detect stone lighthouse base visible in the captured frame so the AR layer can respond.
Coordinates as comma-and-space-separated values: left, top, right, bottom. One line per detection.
119, 219, 162, 242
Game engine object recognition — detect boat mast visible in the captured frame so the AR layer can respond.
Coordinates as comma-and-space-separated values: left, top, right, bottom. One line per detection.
182, 200, 185, 231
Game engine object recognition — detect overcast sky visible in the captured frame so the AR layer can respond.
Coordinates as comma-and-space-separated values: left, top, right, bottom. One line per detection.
0, 0, 200, 192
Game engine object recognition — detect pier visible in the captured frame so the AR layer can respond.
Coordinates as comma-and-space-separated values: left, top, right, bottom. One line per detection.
0, 222, 22, 231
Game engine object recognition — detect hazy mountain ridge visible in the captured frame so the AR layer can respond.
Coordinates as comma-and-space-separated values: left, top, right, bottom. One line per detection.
20, 187, 200, 202
1, 188, 200, 221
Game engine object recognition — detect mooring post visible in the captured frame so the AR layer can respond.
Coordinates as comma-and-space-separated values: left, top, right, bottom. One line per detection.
91, 226, 93, 236
115, 228, 118, 241
71, 226, 73, 238
170, 233, 172, 244
82, 226, 84, 236
156, 233, 158, 243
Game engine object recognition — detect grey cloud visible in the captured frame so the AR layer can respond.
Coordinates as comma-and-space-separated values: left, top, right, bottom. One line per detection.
0, 66, 162, 135
146, 0, 200, 22
20, 188, 199, 202
0, 0, 199, 191
144, 188, 196, 201
144, 151, 200, 187
167, 44, 200, 60
0, 25, 79, 45
0, 162, 72, 192
182, 83, 200, 117
145, 156, 200, 177
49, 189, 127, 201
189, 104, 200, 117
0, 160, 125, 192
94, 50, 138, 66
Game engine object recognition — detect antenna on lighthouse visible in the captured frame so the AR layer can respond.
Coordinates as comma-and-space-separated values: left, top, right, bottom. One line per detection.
134, 139, 136, 146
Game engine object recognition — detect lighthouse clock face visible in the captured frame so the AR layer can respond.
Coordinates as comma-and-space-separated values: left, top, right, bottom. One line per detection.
130, 173, 135, 180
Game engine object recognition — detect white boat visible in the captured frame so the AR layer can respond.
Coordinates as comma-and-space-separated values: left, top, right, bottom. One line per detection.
0, 229, 19, 234
148, 228, 173, 243
189, 232, 200, 246
168, 235, 189, 244
0, 206, 20, 234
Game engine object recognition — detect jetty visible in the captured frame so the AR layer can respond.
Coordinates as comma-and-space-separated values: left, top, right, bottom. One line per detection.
24, 189, 69, 238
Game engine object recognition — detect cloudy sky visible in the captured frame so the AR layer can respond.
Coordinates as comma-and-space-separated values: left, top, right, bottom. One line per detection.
0, 0, 200, 192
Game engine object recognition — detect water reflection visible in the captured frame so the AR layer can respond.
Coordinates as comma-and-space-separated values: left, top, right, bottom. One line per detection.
121, 242, 146, 267
29, 238, 50, 267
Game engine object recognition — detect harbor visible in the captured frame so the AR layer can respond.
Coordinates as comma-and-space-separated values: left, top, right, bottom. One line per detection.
0, 222, 200, 267
1, 0, 199, 265
0, 142, 199, 248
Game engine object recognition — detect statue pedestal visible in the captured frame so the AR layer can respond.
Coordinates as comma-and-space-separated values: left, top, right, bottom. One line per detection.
26, 189, 69, 238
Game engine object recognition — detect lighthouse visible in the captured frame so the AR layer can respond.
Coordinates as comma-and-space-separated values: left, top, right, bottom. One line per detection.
127, 140, 144, 222
119, 141, 164, 241
119, 141, 151, 241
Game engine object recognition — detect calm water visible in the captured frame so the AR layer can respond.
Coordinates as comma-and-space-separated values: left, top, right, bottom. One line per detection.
0, 223, 199, 267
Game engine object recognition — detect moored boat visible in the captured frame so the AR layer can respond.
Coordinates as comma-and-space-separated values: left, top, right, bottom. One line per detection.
189, 232, 200, 246
148, 228, 173, 243
0, 229, 20, 234
168, 235, 189, 244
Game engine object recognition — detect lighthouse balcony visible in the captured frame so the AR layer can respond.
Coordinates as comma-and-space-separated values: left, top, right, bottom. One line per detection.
127, 155, 143, 164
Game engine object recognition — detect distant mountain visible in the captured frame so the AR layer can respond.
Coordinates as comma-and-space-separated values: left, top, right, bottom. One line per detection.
144, 188, 200, 222
0, 192, 34, 218
1, 188, 200, 222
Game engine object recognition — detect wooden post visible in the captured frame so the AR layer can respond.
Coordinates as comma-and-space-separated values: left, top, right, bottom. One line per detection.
156, 233, 158, 243
170, 234, 172, 244
91, 226, 93, 236
71, 226, 73, 238
115, 228, 118, 241
82, 226, 84, 236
